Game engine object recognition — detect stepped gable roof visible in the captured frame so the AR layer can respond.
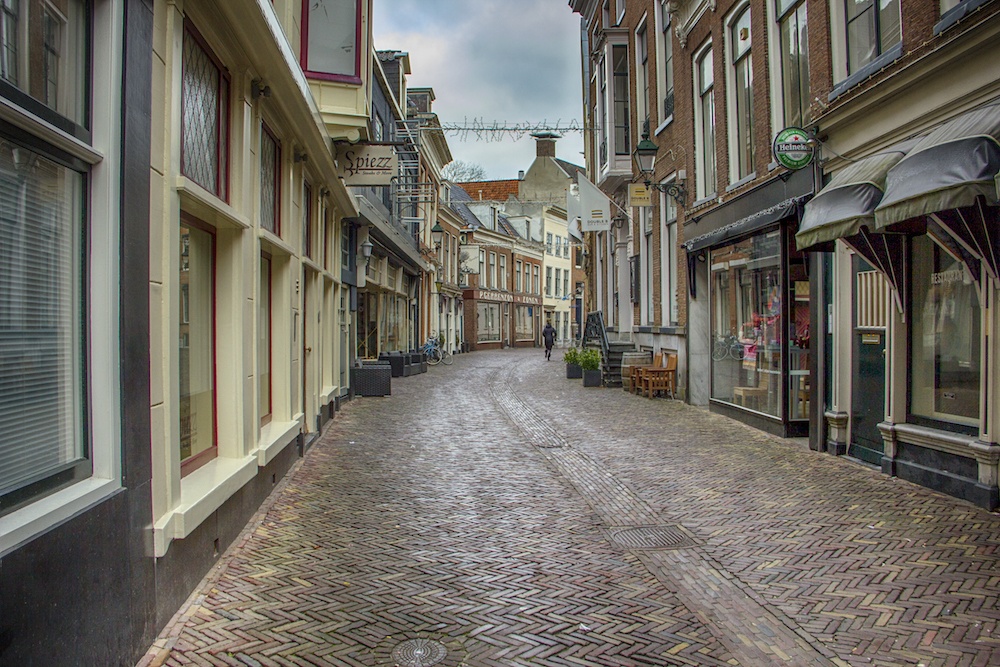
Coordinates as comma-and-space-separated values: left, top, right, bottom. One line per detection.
459, 179, 520, 201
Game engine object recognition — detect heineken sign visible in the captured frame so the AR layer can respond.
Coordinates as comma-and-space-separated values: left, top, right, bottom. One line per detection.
772, 127, 813, 170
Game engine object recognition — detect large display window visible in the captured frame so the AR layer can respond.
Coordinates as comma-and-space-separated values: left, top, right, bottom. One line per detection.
710, 231, 784, 417
910, 234, 980, 429
478, 302, 501, 342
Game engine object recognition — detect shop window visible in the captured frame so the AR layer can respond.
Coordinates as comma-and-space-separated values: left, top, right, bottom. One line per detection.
910, 235, 981, 429
260, 123, 281, 235
478, 302, 501, 342
710, 232, 783, 417
179, 220, 217, 475
259, 253, 272, 426
182, 22, 229, 200
776, 0, 810, 128
301, 0, 361, 82
515, 305, 535, 341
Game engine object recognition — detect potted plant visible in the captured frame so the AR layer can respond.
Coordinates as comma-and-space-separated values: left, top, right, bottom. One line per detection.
563, 347, 582, 379
579, 348, 602, 387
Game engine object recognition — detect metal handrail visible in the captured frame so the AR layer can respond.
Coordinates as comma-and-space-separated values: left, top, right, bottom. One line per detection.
584, 311, 609, 363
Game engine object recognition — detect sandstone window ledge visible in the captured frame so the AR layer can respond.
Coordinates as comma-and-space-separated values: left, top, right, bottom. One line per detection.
257, 420, 301, 467
176, 176, 252, 230
152, 455, 257, 557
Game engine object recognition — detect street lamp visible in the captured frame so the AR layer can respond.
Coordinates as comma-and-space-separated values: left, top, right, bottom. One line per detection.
360, 238, 374, 264
431, 222, 444, 251
632, 127, 687, 208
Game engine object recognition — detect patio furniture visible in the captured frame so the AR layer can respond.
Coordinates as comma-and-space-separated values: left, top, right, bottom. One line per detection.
351, 361, 392, 397
629, 352, 663, 394
640, 353, 677, 399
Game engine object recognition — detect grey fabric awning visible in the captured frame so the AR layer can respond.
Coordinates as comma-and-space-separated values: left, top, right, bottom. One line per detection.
683, 196, 805, 253
796, 149, 907, 250
874, 102, 1000, 228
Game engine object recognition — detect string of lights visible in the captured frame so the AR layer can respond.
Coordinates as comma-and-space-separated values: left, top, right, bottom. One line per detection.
428, 117, 595, 142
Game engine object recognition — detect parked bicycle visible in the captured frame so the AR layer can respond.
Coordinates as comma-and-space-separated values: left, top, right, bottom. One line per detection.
712, 334, 746, 361
423, 334, 454, 366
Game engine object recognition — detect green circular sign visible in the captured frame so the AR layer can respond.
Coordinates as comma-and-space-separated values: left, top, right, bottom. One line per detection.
772, 127, 813, 170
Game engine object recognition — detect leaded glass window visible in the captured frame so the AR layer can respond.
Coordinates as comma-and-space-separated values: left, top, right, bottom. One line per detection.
260, 124, 280, 235
182, 25, 230, 199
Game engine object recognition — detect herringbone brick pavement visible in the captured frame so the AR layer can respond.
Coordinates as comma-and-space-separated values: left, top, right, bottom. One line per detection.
139, 349, 1000, 667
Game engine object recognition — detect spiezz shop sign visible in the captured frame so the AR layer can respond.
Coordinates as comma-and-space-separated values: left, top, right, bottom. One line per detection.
337, 145, 398, 185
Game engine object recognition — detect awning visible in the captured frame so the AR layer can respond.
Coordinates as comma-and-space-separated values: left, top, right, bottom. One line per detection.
842, 227, 908, 316
795, 149, 906, 250
874, 102, 1000, 228
930, 198, 1000, 286
683, 196, 806, 253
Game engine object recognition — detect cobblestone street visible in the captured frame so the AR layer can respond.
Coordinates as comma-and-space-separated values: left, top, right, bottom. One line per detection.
139, 349, 1000, 667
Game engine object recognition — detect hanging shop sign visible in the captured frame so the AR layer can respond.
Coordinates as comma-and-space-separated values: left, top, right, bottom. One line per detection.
337, 144, 398, 185
772, 127, 814, 171
628, 183, 652, 207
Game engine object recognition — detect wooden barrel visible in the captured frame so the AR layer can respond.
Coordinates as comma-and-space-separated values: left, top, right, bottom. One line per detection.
620, 351, 652, 392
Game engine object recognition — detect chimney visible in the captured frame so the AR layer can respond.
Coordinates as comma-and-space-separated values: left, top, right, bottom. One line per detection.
531, 130, 561, 158
518, 170, 525, 180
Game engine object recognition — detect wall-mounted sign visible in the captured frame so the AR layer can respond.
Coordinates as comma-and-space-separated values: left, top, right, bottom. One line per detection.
628, 183, 652, 207
772, 127, 814, 171
336, 144, 397, 185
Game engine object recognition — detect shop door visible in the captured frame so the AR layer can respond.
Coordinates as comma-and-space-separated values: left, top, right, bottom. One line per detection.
850, 258, 887, 465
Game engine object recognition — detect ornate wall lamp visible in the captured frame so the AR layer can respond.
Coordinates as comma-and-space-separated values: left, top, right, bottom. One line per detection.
633, 128, 687, 208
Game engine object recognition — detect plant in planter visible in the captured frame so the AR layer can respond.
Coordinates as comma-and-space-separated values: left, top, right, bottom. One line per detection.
563, 347, 582, 379
579, 348, 603, 387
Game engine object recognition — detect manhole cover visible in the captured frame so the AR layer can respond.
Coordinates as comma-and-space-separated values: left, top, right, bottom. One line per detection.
391, 638, 448, 667
611, 525, 699, 550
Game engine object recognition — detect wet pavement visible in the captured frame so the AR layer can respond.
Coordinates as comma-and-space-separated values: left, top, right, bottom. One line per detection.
138, 348, 1000, 667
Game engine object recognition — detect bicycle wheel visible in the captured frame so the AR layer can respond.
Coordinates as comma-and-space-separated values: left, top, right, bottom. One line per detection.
441, 349, 454, 365
711, 340, 727, 361
426, 348, 442, 365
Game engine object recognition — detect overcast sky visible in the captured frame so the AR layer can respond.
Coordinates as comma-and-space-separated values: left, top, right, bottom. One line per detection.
372, 0, 587, 180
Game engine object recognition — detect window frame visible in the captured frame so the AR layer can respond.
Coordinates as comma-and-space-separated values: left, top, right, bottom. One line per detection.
302, 179, 313, 258
178, 213, 219, 477
773, 0, 811, 129
655, 1, 674, 129
693, 40, 717, 200
259, 121, 281, 236
299, 0, 363, 84
727, 4, 755, 182
180, 19, 230, 202
259, 251, 272, 426
635, 18, 650, 134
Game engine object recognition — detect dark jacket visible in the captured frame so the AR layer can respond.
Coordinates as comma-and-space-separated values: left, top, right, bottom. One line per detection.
542, 324, 556, 347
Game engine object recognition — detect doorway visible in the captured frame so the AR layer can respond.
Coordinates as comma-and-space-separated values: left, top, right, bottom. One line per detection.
849, 256, 887, 466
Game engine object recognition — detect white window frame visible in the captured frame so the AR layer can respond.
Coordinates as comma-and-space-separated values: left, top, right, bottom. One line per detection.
654, 0, 674, 131
693, 40, 717, 200
617, 0, 626, 24
0, 0, 123, 556
659, 178, 678, 326
635, 16, 650, 136
725, 2, 755, 184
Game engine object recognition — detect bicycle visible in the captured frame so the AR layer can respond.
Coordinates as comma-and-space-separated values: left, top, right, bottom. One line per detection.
712, 334, 745, 361
422, 335, 454, 366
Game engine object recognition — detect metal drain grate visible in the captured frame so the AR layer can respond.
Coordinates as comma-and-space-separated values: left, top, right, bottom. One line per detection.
391, 638, 448, 667
610, 525, 700, 550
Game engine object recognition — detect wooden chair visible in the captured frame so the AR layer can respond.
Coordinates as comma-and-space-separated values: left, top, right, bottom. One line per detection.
733, 372, 770, 410
641, 353, 677, 399
629, 352, 662, 394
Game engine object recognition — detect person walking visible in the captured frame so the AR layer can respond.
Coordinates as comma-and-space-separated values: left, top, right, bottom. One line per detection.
542, 321, 556, 361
